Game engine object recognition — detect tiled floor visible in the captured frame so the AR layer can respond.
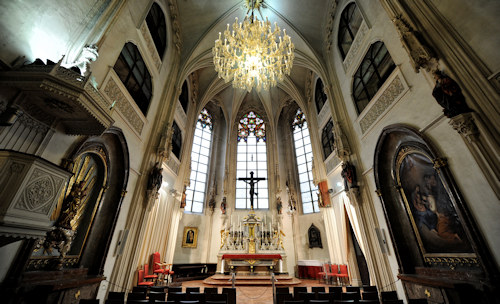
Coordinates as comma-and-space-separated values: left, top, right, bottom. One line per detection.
181, 278, 335, 304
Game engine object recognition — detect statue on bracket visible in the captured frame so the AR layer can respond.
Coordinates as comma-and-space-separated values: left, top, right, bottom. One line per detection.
220, 197, 227, 214
180, 185, 187, 208
276, 195, 283, 214
208, 195, 216, 214
341, 161, 358, 191
432, 70, 472, 118
147, 162, 163, 194
308, 224, 323, 249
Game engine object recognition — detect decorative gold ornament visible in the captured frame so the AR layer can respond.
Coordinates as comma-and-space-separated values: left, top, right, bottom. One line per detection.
212, 0, 294, 92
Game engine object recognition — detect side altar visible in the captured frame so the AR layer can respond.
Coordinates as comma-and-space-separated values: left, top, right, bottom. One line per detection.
217, 211, 287, 275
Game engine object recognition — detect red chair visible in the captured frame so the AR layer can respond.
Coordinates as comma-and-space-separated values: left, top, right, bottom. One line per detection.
317, 263, 330, 283
143, 264, 158, 283
137, 269, 154, 286
336, 264, 349, 285
330, 264, 339, 285
152, 252, 168, 283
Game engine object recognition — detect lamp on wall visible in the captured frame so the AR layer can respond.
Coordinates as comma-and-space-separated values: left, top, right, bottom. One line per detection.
212, 0, 294, 92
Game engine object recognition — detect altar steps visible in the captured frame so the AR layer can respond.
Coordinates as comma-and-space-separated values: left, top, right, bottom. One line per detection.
203, 274, 301, 286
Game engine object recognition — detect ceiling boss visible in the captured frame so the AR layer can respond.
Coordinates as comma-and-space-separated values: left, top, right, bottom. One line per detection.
212, 0, 295, 92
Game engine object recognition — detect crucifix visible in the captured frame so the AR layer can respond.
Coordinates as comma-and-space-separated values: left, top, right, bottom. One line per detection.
238, 171, 265, 210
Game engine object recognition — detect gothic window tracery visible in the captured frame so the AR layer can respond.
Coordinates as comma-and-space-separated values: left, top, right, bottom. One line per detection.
236, 111, 268, 209
185, 108, 212, 213
292, 108, 319, 214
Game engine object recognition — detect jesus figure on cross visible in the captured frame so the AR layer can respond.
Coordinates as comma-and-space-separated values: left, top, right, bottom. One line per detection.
238, 171, 265, 210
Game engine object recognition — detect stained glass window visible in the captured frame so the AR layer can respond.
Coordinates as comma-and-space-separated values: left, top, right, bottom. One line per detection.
292, 108, 319, 214
236, 111, 268, 209
185, 109, 213, 213
237, 111, 266, 142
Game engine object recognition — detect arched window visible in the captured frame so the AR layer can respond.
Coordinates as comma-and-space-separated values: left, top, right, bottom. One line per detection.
113, 42, 152, 115
322, 119, 335, 160
185, 109, 212, 213
314, 78, 328, 113
146, 2, 167, 58
353, 41, 395, 114
338, 2, 363, 59
236, 111, 268, 209
179, 81, 189, 113
292, 108, 319, 214
171, 121, 182, 159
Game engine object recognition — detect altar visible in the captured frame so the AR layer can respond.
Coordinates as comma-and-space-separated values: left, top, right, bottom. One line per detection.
216, 210, 288, 275
221, 254, 282, 274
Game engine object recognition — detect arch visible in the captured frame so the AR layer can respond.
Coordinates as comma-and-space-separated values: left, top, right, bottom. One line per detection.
314, 78, 328, 113
338, 2, 363, 59
308, 224, 323, 248
184, 108, 213, 213
146, 2, 167, 59
113, 42, 153, 115
179, 80, 189, 113
235, 110, 269, 209
72, 127, 129, 275
171, 121, 182, 160
373, 124, 494, 281
292, 107, 320, 214
352, 41, 395, 114
321, 119, 335, 160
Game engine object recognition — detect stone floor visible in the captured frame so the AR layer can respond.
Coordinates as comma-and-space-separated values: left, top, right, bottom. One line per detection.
182, 278, 335, 304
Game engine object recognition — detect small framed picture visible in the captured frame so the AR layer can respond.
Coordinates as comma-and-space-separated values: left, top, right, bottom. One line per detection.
182, 227, 198, 248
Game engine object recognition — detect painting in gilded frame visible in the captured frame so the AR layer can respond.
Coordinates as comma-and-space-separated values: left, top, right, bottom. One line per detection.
182, 227, 198, 248
395, 147, 474, 259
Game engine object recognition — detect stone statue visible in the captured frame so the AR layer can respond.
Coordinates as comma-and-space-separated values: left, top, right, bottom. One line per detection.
276, 196, 283, 214
220, 197, 227, 214
180, 185, 187, 208
147, 162, 163, 193
208, 196, 216, 213
432, 70, 472, 118
57, 181, 87, 230
341, 161, 357, 191
70, 44, 99, 77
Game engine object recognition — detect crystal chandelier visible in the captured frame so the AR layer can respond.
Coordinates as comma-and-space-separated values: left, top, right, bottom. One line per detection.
212, 0, 294, 92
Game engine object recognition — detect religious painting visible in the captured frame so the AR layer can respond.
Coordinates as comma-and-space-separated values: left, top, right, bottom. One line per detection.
182, 227, 198, 248
308, 224, 323, 248
395, 146, 474, 259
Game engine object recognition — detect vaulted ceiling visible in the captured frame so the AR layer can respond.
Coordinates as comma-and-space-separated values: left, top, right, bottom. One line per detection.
174, 0, 335, 123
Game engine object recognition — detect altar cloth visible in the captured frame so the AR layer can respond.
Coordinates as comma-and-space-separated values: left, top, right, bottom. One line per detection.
222, 254, 282, 260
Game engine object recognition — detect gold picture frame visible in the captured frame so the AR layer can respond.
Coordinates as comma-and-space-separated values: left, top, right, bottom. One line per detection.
182, 227, 198, 248
395, 147, 476, 264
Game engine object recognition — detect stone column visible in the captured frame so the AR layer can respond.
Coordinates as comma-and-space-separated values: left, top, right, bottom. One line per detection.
449, 112, 500, 198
